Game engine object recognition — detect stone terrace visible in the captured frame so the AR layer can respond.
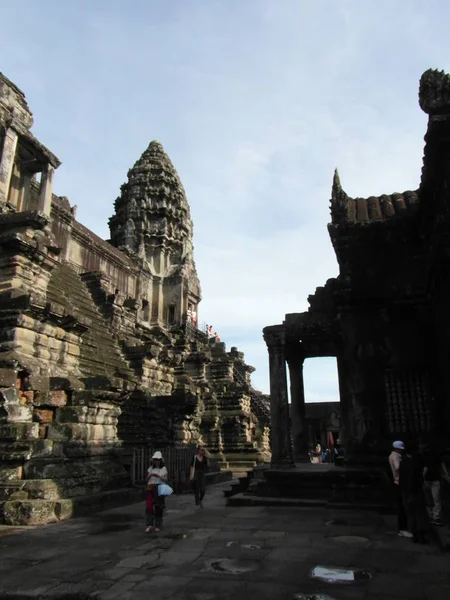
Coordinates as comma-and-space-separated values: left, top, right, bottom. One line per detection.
0, 481, 448, 600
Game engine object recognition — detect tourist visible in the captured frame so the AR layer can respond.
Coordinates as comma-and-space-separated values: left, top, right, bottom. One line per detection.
420, 441, 448, 526
190, 444, 209, 511
145, 451, 168, 532
207, 325, 213, 338
214, 332, 220, 343
399, 445, 429, 544
388, 441, 412, 538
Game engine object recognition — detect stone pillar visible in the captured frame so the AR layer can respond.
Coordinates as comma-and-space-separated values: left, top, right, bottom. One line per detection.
286, 343, 309, 462
263, 324, 294, 469
37, 163, 55, 216
0, 127, 18, 206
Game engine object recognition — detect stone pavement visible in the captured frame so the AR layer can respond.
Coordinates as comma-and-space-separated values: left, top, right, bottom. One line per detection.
0, 481, 448, 600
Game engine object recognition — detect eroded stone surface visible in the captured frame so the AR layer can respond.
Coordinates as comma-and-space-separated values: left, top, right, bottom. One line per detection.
202, 558, 259, 575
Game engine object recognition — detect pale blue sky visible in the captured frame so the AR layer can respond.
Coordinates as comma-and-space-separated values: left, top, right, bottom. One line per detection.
1, 0, 447, 398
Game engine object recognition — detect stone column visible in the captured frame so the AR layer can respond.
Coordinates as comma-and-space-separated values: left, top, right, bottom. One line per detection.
0, 127, 19, 206
286, 343, 309, 462
37, 163, 55, 216
263, 324, 294, 469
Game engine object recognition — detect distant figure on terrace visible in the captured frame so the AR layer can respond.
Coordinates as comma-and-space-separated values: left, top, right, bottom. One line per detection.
192, 310, 197, 327
207, 325, 213, 339
190, 445, 209, 511
214, 332, 220, 343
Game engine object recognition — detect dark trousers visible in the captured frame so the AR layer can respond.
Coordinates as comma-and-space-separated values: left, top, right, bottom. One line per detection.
192, 472, 206, 506
402, 491, 428, 538
394, 484, 408, 531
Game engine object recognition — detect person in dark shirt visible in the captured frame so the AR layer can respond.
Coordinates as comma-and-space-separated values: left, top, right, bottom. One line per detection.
420, 444, 448, 526
399, 446, 429, 544
190, 445, 209, 511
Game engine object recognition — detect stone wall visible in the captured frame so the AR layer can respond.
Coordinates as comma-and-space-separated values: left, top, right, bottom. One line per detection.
0, 72, 270, 525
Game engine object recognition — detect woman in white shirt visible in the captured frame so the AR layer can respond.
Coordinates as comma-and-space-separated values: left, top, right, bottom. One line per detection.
145, 451, 168, 532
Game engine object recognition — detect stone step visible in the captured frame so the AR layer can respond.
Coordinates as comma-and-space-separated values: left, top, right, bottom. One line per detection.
47, 264, 136, 382
227, 493, 327, 508
1, 487, 145, 526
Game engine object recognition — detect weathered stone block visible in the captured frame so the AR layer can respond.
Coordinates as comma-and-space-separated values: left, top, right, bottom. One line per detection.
56, 406, 118, 425
23, 459, 70, 480
31, 440, 58, 458
47, 422, 117, 442
0, 368, 17, 387
34, 390, 68, 407
0, 422, 39, 441
0, 465, 23, 482
48, 390, 68, 406
9, 490, 28, 500
0, 386, 20, 404
3, 499, 59, 526
33, 408, 54, 424
27, 374, 49, 391
20, 390, 34, 404
0, 403, 32, 423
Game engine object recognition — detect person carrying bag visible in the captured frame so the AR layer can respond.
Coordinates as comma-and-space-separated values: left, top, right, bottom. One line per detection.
145, 451, 170, 532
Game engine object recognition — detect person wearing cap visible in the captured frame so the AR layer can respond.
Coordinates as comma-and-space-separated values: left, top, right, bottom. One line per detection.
145, 451, 168, 532
389, 441, 412, 538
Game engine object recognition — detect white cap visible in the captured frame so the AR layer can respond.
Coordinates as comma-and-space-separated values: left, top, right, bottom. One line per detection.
393, 441, 404, 450
152, 451, 163, 460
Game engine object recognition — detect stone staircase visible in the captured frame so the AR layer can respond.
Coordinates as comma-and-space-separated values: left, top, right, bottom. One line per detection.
226, 464, 396, 513
223, 465, 269, 498
47, 263, 137, 388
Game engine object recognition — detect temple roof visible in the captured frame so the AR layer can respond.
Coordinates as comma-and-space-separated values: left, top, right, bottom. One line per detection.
108, 139, 198, 289
329, 169, 420, 226
126, 140, 190, 213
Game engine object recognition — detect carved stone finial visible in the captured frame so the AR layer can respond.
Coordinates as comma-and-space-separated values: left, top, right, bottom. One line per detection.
419, 68, 450, 115
109, 139, 192, 253
330, 168, 349, 225
262, 324, 285, 349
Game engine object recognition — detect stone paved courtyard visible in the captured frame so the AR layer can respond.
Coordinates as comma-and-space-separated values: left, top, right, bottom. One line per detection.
0, 481, 449, 600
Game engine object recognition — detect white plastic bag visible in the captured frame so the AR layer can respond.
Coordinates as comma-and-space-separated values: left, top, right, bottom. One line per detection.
158, 483, 173, 496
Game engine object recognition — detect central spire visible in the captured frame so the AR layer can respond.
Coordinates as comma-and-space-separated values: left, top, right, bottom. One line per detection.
108, 140, 201, 327
109, 140, 193, 254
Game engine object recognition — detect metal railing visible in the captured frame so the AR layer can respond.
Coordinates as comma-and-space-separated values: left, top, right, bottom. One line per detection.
233, 361, 271, 421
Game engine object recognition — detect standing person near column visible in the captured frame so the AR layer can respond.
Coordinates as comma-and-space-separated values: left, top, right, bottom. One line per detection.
190, 445, 209, 511
399, 444, 429, 544
145, 451, 168, 533
421, 442, 448, 526
389, 441, 413, 538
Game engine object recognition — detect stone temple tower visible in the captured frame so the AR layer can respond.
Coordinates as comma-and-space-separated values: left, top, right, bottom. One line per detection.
109, 141, 201, 329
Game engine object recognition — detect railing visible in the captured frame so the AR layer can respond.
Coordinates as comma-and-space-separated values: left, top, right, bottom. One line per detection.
131, 445, 221, 492
233, 361, 271, 422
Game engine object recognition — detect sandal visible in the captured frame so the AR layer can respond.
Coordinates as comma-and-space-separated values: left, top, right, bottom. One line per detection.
145, 526, 154, 533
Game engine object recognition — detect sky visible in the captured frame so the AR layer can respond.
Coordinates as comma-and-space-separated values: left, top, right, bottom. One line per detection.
1, 0, 447, 399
